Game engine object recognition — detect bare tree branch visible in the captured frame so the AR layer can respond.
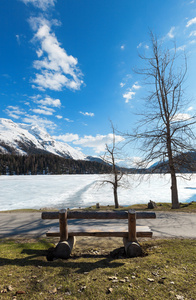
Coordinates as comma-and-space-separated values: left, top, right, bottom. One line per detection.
124, 32, 196, 209
100, 123, 125, 208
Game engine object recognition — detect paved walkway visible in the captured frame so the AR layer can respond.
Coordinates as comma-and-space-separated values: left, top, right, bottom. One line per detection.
0, 211, 196, 239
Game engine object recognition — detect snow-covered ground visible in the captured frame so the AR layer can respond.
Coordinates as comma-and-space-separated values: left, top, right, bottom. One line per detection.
0, 174, 196, 211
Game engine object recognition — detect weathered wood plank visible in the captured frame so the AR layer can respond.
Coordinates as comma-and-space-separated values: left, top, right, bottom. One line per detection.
128, 210, 137, 242
46, 231, 152, 238
46, 225, 152, 238
136, 212, 156, 219
59, 209, 68, 241
42, 210, 156, 220
67, 211, 128, 219
42, 211, 59, 219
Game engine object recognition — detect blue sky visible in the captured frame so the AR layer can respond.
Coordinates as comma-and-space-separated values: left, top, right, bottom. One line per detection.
1, 0, 196, 161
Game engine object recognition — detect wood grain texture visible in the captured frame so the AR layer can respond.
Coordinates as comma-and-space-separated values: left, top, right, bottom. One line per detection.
42, 210, 156, 220
46, 225, 152, 238
59, 209, 68, 241
128, 210, 137, 242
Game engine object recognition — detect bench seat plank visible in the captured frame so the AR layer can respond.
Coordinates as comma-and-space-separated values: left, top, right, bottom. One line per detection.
46, 225, 152, 238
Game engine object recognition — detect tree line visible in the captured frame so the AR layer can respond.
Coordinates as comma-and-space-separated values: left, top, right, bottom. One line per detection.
0, 154, 112, 175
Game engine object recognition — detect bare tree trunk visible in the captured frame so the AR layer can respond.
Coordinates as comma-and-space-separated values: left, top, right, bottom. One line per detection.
167, 125, 180, 209
170, 170, 179, 209
114, 173, 119, 208
113, 185, 119, 208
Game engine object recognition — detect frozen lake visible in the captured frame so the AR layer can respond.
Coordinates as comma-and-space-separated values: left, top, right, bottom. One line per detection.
0, 174, 196, 211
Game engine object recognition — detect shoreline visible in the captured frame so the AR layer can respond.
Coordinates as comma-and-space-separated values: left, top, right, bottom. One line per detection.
0, 201, 196, 213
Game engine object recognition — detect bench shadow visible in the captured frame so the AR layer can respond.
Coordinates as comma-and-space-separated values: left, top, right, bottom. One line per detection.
0, 215, 59, 238
0, 246, 125, 274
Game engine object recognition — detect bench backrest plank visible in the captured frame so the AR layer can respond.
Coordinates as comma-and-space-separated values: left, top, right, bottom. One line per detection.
42, 210, 156, 220
42, 209, 156, 242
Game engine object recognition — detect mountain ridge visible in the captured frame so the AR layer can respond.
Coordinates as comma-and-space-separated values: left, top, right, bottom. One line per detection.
0, 118, 86, 160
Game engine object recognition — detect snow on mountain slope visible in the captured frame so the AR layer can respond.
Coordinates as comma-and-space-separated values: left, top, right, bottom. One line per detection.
0, 118, 86, 160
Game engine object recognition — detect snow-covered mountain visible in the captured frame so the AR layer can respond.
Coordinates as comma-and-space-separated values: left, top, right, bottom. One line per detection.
0, 118, 86, 160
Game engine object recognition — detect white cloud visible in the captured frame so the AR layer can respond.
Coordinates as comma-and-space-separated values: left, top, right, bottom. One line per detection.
54, 133, 79, 142
121, 45, 125, 50
172, 113, 191, 121
29, 17, 83, 91
7, 113, 21, 120
120, 82, 125, 88
56, 115, 63, 119
189, 30, 196, 37
22, 114, 56, 130
187, 106, 193, 111
65, 118, 74, 122
186, 17, 196, 27
33, 95, 61, 107
32, 72, 68, 91
120, 74, 133, 89
132, 82, 141, 90
73, 134, 124, 153
167, 26, 175, 38
176, 45, 186, 51
123, 82, 141, 103
21, 0, 56, 10
31, 106, 55, 115
5, 106, 25, 119
137, 42, 142, 49
123, 90, 136, 103
137, 42, 149, 49
189, 39, 196, 44
36, 48, 43, 57
79, 111, 95, 117
16, 35, 21, 45
30, 94, 41, 100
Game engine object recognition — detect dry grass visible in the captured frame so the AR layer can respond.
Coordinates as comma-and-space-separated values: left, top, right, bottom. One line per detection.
85, 202, 196, 213
0, 237, 195, 299
1, 201, 196, 214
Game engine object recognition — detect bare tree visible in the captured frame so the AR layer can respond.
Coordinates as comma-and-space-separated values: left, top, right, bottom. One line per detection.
125, 33, 196, 209
100, 125, 124, 208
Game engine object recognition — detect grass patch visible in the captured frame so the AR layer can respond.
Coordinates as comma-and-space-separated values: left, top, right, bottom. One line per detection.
1, 201, 196, 213
84, 202, 196, 213
0, 238, 195, 299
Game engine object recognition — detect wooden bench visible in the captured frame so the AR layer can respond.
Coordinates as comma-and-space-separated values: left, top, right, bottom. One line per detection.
42, 209, 156, 258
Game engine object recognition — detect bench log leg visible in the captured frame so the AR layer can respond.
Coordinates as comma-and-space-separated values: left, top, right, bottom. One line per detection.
123, 238, 143, 257
53, 209, 76, 259
54, 236, 76, 259
123, 210, 142, 257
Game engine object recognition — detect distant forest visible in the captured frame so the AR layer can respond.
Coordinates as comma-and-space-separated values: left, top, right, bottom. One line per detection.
1, 152, 196, 176
0, 154, 112, 175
